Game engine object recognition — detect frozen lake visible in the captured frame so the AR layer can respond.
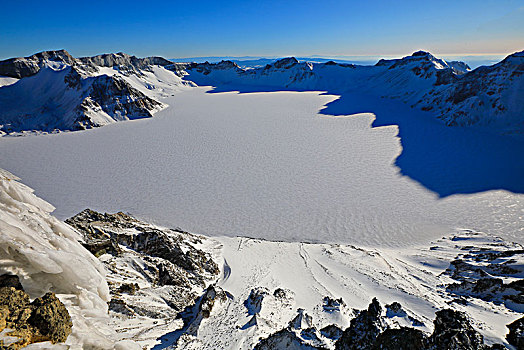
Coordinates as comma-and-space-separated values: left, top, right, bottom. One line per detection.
1, 88, 522, 246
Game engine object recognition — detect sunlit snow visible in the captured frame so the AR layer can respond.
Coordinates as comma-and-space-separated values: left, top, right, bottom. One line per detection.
1, 87, 522, 247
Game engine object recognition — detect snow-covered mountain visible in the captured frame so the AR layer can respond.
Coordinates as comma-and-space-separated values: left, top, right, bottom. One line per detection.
0, 50, 192, 135
184, 50, 523, 133
1, 49, 522, 135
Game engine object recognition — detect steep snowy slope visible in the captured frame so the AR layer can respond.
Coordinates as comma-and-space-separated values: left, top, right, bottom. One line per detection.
0, 169, 139, 349
0, 51, 192, 135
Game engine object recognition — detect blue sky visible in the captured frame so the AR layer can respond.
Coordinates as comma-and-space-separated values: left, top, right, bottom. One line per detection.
1, 0, 523, 59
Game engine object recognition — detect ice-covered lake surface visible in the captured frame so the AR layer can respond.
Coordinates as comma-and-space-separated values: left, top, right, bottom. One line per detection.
1, 87, 522, 247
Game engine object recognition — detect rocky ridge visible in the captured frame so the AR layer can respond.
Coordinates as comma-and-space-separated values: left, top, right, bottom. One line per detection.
184, 50, 524, 133
65, 209, 221, 348
1, 49, 523, 134
0, 50, 191, 135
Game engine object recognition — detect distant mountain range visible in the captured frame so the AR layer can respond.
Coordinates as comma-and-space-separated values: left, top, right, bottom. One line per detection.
170, 54, 507, 69
0, 49, 522, 135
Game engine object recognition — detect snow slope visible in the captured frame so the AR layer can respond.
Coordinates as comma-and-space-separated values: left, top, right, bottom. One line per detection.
0, 169, 139, 349
179, 230, 522, 349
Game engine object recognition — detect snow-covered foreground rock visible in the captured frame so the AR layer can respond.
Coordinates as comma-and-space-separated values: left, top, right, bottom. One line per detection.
64, 209, 222, 349
0, 170, 522, 349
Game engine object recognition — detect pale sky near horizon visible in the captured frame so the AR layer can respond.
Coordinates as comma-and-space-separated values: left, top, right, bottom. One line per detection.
1, 0, 523, 59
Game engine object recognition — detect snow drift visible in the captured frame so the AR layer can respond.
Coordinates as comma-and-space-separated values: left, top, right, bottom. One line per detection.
0, 169, 139, 349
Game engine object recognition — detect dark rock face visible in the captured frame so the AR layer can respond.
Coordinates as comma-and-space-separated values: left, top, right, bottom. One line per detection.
335, 298, 385, 350
320, 324, 343, 340
86, 74, 163, 120
507, 316, 524, 349
372, 327, 426, 350
0, 274, 24, 291
444, 245, 524, 312
0, 280, 72, 349
428, 309, 486, 350
78, 52, 173, 75
28, 292, 73, 344
271, 57, 300, 69
198, 286, 227, 318
67, 209, 219, 282
245, 288, 270, 315
332, 299, 505, 350
254, 328, 326, 350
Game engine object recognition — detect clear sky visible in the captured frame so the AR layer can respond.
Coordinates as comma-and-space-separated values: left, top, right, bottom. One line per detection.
1, 0, 523, 59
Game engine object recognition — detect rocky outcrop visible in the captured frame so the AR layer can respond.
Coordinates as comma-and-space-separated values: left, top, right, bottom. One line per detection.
65, 209, 221, 345
0, 275, 72, 349
254, 328, 327, 350
331, 299, 504, 350
372, 327, 426, 350
335, 298, 385, 350
444, 242, 524, 312
507, 316, 524, 349
427, 309, 486, 350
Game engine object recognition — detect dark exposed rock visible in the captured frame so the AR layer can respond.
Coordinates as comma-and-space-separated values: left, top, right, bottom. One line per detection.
87, 74, 163, 120
289, 308, 314, 330
109, 298, 136, 316
66, 208, 221, 340
444, 246, 524, 311
117, 283, 139, 295
323, 296, 345, 312
335, 298, 385, 350
67, 209, 219, 280
507, 316, 524, 349
198, 286, 227, 318
372, 327, 427, 350
157, 261, 191, 287
245, 287, 270, 315
271, 57, 300, 69
28, 292, 73, 343
320, 324, 343, 340
0, 275, 23, 291
78, 52, 173, 73
81, 237, 122, 257
0, 287, 72, 349
0, 287, 31, 325
428, 309, 486, 350
254, 328, 327, 350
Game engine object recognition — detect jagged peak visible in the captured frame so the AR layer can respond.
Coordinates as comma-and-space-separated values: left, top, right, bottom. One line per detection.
498, 49, 524, 67
2, 49, 75, 63
411, 50, 432, 57
271, 57, 299, 69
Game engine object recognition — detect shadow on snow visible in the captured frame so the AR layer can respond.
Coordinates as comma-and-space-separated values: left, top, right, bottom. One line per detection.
197, 83, 524, 198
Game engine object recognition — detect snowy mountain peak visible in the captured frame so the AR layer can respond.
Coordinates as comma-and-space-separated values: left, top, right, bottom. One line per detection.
270, 57, 300, 69
0, 49, 76, 78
